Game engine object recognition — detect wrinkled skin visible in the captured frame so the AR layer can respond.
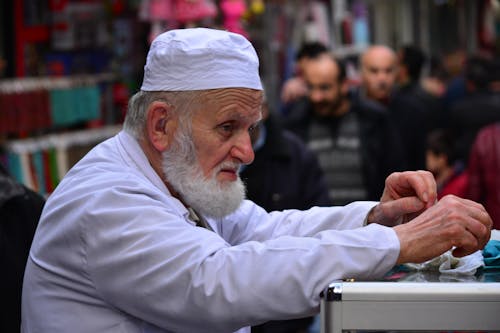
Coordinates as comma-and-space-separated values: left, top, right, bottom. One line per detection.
367, 171, 492, 264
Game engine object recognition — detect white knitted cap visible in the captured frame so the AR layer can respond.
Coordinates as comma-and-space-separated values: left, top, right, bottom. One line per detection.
141, 28, 262, 91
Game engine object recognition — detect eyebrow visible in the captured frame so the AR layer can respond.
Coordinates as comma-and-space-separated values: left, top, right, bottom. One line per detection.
215, 108, 262, 124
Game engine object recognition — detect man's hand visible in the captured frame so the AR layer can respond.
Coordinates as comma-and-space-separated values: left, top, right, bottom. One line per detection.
367, 171, 437, 226
394, 195, 492, 264
366, 171, 491, 264
380, 170, 437, 207
280, 77, 307, 104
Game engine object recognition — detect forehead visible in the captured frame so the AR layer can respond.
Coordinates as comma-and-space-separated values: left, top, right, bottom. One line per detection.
194, 88, 263, 121
363, 48, 396, 69
303, 56, 339, 84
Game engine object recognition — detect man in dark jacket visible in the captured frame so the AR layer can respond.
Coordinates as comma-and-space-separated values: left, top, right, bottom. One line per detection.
242, 98, 331, 333
450, 55, 500, 164
390, 45, 443, 171
0, 163, 44, 332
241, 107, 331, 212
284, 54, 406, 205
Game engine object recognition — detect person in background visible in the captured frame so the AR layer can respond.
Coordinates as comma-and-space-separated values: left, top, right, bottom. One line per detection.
0, 163, 44, 332
22, 28, 492, 333
449, 54, 500, 164
467, 122, 500, 230
441, 48, 467, 111
355, 45, 398, 107
240, 91, 331, 214
421, 55, 447, 95
390, 45, 442, 171
280, 42, 329, 114
489, 58, 500, 93
425, 129, 468, 199
284, 53, 406, 205
241, 91, 331, 333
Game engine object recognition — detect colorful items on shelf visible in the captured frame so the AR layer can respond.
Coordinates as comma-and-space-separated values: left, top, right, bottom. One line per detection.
49, 86, 100, 126
0, 74, 115, 136
0, 89, 52, 135
2, 126, 121, 196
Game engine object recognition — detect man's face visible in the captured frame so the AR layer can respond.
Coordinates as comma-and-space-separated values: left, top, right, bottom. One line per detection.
425, 150, 446, 178
162, 88, 262, 218
303, 56, 344, 117
361, 48, 397, 102
190, 88, 262, 182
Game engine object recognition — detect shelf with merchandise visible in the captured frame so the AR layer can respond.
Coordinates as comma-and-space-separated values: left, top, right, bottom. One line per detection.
0, 73, 124, 195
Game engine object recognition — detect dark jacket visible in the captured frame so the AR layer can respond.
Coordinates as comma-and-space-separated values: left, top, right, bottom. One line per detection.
283, 91, 406, 201
389, 82, 441, 171
241, 114, 331, 212
450, 91, 500, 163
243, 114, 330, 333
0, 165, 45, 332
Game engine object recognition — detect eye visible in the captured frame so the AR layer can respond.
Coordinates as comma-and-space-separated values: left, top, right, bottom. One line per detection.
319, 84, 331, 92
217, 122, 235, 137
221, 123, 233, 132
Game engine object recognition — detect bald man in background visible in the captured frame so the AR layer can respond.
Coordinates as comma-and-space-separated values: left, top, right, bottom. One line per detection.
356, 45, 398, 107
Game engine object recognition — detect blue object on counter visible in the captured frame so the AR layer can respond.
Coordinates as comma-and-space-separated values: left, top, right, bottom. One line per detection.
483, 240, 500, 271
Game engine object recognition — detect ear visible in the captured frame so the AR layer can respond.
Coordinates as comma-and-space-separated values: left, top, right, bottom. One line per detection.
146, 101, 177, 152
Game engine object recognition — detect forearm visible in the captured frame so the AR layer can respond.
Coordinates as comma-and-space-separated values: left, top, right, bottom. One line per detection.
237, 201, 379, 242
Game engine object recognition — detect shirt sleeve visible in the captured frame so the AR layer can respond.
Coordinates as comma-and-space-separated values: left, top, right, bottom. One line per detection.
220, 200, 380, 242
84, 193, 399, 333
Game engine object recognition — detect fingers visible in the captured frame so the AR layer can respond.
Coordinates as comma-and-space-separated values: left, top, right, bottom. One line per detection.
382, 171, 437, 208
443, 196, 492, 256
394, 195, 492, 264
379, 196, 426, 224
430, 196, 491, 257
406, 170, 437, 208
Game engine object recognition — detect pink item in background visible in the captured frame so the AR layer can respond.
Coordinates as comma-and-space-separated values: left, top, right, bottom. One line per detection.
149, 0, 174, 21
220, 0, 248, 38
174, 0, 217, 24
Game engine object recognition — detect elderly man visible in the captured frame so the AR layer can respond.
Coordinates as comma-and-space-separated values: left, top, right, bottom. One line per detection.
22, 28, 491, 333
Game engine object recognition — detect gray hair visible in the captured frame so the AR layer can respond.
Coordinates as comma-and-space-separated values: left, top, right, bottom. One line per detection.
123, 90, 200, 140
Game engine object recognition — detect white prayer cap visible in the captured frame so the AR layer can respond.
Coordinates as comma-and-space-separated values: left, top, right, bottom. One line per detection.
141, 28, 262, 91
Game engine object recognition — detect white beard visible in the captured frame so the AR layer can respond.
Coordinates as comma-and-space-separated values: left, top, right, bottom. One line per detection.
162, 133, 246, 219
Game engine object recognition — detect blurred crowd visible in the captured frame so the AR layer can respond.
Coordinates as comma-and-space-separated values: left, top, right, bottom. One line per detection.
239, 42, 500, 333
245, 42, 500, 234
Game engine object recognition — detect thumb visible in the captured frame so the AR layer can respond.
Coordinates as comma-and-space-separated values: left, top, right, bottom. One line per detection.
380, 196, 426, 221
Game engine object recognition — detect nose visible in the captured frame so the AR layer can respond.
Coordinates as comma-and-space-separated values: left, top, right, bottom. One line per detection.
310, 88, 324, 103
231, 131, 255, 165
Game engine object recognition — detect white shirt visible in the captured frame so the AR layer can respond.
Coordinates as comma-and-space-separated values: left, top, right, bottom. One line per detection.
22, 131, 400, 333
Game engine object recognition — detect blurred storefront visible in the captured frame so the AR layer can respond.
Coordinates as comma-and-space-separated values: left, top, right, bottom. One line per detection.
0, 0, 498, 194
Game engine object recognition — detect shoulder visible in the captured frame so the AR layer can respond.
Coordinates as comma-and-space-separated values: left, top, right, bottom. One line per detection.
0, 174, 44, 234
349, 88, 388, 119
281, 130, 317, 160
282, 97, 313, 125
